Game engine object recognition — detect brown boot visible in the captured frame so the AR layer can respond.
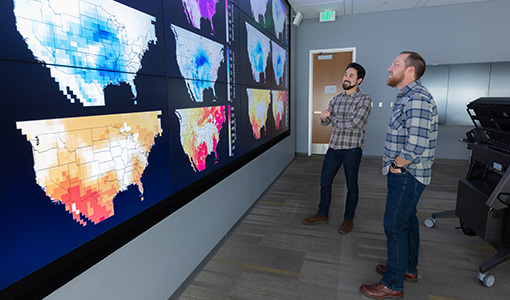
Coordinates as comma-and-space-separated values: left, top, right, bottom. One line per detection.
338, 219, 353, 234
303, 214, 328, 225
360, 281, 403, 299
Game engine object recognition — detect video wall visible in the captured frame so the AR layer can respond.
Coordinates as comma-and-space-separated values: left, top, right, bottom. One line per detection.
0, 0, 290, 298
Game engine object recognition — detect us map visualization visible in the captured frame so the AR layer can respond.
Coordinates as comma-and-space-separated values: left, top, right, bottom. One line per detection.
246, 22, 271, 83
247, 88, 271, 139
272, 90, 288, 130
171, 24, 224, 103
1, 0, 289, 295
272, 0, 287, 39
182, 0, 220, 35
250, 0, 269, 24
12, 0, 161, 227
16, 112, 163, 226
13, 0, 157, 107
272, 41, 286, 86
175, 106, 227, 172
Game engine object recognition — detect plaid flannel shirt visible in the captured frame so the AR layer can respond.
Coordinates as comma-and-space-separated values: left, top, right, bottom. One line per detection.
382, 80, 438, 185
321, 88, 372, 150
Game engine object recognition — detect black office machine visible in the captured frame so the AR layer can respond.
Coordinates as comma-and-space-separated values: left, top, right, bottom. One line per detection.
425, 97, 510, 288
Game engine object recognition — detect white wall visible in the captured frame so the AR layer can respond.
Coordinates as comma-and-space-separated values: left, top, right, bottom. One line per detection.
294, 0, 510, 159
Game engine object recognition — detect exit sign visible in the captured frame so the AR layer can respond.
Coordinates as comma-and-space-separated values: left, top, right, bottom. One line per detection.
319, 10, 335, 22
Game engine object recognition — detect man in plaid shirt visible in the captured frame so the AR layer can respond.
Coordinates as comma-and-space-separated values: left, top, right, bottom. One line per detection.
361, 51, 438, 299
303, 62, 372, 234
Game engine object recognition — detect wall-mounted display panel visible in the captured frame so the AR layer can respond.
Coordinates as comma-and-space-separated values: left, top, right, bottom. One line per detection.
0, 0, 290, 299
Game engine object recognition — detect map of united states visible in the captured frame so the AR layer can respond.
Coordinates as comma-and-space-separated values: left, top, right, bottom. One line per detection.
16, 112, 163, 226
272, 90, 287, 130
250, 0, 269, 23
172, 24, 224, 103
247, 88, 271, 139
271, 41, 287, 86
246, 22, 270, 83
175, 106, 226, 172
182, 0, 219, 35
13, 0, 157, 107
272, 0, 287, 38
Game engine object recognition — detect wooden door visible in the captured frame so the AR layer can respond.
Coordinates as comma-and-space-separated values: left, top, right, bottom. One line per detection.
311, 51, 353, 154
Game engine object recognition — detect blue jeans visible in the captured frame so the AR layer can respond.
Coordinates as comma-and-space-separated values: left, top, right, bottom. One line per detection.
381, 169, 425, 291
317, 147, 362, 220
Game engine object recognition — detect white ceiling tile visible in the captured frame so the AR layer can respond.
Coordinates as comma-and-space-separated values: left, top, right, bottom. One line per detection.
352, 0, 419, 14
287, 0, 496, 19
424, 0, 491, 7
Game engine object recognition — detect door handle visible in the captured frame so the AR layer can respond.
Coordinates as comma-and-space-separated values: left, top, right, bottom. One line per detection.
313, 111, 321, 114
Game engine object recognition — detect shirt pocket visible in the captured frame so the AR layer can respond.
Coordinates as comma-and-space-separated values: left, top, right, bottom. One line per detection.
389, 110, 404, 131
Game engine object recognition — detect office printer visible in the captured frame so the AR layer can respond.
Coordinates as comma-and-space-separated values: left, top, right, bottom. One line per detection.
425, 97, 510, 288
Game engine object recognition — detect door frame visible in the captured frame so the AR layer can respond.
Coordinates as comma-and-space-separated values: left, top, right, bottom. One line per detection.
308, 47, 356, 155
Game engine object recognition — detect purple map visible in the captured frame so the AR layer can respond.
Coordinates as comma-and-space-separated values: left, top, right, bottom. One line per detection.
182, 0, 219, 35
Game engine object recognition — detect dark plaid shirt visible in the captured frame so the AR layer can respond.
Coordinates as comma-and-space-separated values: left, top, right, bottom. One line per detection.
321, 88, 372, 150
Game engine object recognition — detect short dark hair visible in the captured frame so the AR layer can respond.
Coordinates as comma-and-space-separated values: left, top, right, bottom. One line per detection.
346, 62, 366, 85
401, 51, 426, 80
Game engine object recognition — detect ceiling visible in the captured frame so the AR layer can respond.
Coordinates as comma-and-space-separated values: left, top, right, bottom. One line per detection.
287, 0, 494, 20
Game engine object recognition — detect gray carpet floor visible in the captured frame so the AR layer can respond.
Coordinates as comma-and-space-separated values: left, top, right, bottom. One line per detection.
177, 155, 510, 300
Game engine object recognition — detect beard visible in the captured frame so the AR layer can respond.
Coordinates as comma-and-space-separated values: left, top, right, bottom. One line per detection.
343, 81, 356, 91
386, 71, 404, 87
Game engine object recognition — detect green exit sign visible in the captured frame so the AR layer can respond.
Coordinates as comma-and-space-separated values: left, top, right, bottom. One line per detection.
319, 10, 335, 22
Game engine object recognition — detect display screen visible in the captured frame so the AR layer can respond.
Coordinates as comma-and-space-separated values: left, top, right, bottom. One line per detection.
0, 0, 290, 298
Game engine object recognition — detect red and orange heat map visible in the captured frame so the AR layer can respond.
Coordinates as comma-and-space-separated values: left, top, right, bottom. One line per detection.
272, 90, 287, 130
16, 111, 162, 226
175, 106, 226, 172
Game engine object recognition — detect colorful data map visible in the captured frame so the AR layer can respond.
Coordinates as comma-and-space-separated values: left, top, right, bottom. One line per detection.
175, 106, 227, 172
249, 0, 269, 23
16, 112, 163, 226
271, 41, 287, 86
245, 22, 270, 83
246, 88, 271, 139
13, 0, 157, 107
172, 24, 225, 102
181, 0, 219, 35
1, 0, 291, 293
272, 90, 287, 130
272, 0, 287, 38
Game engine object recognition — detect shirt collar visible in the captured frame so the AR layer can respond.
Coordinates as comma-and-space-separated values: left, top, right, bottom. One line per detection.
397, 79, 421, 98
342, 88, 361, 97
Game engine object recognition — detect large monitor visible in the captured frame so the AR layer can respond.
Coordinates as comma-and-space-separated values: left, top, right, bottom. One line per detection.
0, 0, 291, 298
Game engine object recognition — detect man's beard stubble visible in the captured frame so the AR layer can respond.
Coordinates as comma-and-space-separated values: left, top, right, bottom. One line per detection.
343, 81, 355, 91
386, 72, 404, 88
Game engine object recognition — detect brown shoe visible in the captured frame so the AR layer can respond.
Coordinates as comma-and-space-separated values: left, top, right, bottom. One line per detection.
360, 281, 403, 299
303, 214, 328, 225
338, 219, 353, 234
376, 264, 418, 282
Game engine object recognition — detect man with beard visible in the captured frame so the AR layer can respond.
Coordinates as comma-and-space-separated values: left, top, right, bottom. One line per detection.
303, 62, 371, 234
360, 51, 438, 299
